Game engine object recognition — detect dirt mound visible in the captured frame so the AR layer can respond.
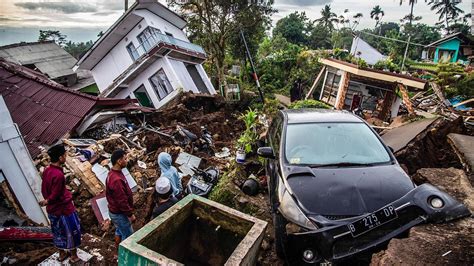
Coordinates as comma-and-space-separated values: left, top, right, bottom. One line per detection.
371, 168, 474, 265
394, 117, 466, 175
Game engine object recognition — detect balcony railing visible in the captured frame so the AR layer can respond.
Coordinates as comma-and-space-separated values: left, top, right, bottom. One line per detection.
129, 32, 205, 61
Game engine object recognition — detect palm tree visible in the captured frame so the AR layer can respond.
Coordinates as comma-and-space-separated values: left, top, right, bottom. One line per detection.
316, 5, 338, 32
428, 0, 464, 32
370, 5, 384, 29
399, 0, 419, 26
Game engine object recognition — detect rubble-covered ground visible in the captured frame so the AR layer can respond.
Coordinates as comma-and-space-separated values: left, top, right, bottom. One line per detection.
1, 92, 473, 265
371, 168, 474, 265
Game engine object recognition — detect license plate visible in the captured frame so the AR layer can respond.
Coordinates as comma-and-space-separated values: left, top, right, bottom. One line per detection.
348, 205, 398, 237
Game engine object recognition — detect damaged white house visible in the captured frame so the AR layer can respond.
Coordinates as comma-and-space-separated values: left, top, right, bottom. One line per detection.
74, 0, 216, 109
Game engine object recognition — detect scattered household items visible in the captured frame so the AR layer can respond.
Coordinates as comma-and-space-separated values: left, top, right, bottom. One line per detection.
185, 167, 220, 197
175, 152, 202, 176
39, 248, 93, 266
258, 109, 471, 263
214, 147, 231, 158
242, 175, 260, 196
236, 148, 246, 163
118, 195, 267, 265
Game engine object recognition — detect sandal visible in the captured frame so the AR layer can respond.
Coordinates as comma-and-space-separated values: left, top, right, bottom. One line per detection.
69, 255, 81, 264
58, 251, 69, 262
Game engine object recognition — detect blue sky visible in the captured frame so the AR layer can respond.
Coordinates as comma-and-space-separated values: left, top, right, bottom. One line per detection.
0, 0, 471, 46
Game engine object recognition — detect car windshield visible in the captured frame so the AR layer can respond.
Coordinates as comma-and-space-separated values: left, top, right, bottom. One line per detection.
285, 122, 391, 166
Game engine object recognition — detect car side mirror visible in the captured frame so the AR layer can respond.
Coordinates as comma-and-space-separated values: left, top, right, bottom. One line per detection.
257, 147, 275, 159
388, 146, 395, 153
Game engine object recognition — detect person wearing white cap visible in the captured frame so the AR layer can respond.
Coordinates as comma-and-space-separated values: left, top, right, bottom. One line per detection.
151, 177, 179, 219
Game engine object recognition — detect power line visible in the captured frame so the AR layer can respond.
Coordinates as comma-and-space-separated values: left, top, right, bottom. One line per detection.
357, 30, 434, 47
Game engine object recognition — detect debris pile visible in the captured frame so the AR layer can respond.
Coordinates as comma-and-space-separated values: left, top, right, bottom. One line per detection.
2, 92, 249, 264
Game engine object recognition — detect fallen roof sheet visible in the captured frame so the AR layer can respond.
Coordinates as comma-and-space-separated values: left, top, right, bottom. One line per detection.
0, 58, 137, 158
0, 41, 76, 79
381, 118, 438, 153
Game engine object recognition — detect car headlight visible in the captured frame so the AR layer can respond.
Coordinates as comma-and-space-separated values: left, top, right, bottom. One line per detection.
278, 182, 317, 230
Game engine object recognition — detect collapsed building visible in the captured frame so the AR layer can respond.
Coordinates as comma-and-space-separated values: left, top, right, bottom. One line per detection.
73, 0, 216, 109
317, 58, 427, 121
0, 58, 146, 225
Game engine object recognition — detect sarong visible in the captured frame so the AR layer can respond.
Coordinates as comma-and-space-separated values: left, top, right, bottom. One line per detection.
48, 211, 81, 250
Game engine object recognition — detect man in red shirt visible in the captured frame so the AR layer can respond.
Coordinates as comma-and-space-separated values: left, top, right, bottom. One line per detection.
106, 149, 135, 246
40, 144, 81, 263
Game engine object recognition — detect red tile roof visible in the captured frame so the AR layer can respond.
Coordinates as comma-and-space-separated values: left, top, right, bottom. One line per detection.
0, 58, 137, 158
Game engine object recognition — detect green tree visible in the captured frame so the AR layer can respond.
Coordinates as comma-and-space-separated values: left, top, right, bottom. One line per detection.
169, 0, 275, 93
273, 12, 311, 46
38, 30, 67, 46
64, 41, 93, 59
308, 24, 332, 49
316, 5, 338, 33
399, 0, 423, 26
370, 5, 384, 29
428, 0, 464, 32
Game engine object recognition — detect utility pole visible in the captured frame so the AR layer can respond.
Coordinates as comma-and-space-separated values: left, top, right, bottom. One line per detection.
125, 0, 129, 12
240, 29, 265, 104
401, 35, 411, 72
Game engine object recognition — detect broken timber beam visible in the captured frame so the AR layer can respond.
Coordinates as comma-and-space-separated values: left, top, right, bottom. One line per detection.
429, 82, 451, 107
397, 83, 415, 116
65, 157, 103, 196
0, 181, 28, 220
305, 66, 326, 100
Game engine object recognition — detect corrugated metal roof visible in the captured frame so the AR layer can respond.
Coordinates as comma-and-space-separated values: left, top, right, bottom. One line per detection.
0, 41, 76, 79
0, 58, 137, 158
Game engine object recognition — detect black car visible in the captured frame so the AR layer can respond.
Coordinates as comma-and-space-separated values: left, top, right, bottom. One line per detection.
258, 109, 470, 264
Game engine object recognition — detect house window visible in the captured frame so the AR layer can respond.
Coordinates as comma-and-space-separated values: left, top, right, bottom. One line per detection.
149, 69, 174, 101
133, 85, 153, 107
137, 26, 161, 52
126, 42, 139, 61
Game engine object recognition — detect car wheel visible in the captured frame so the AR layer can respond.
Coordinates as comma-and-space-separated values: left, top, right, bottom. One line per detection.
273, 211, 288, 259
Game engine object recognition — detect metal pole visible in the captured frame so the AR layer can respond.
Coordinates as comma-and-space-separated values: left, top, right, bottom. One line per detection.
240, 29, 265, 104
401, 35, 411, 72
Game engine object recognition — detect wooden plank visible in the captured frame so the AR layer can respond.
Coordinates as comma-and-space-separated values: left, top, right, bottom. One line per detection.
65, 157, 103, 196
453, 98, 474, 108
305, 66, 326, 100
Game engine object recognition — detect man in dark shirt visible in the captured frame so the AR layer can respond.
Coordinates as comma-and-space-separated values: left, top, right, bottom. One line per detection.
151, 177, 178, 219
40, 144, 81, 263
106, 149, 135, 246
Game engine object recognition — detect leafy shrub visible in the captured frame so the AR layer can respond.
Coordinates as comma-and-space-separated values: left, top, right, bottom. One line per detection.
374, 58, 400, 72
237, 109, 260, 153
288, 99, 331, 109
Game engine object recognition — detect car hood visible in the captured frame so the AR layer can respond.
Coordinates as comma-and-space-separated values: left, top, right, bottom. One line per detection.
284, 164, 415, 216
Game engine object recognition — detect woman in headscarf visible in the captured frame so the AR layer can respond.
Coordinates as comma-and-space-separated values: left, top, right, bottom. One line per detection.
157, 152, 182, 197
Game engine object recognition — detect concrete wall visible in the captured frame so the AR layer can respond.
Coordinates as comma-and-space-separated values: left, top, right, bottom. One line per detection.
0, 97, 49, 225
434, 38, 461, 63
92, 16, 150, 92
115, 57, 182, 109
91, 7, 215, 101
134, 9, 189, 41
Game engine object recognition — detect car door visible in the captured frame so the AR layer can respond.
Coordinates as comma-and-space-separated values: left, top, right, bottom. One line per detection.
267, 113, 283, 208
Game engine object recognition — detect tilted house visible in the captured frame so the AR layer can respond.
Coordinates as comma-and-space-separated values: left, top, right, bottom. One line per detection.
317, 58, 427, 121
74, 0, 216, 109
